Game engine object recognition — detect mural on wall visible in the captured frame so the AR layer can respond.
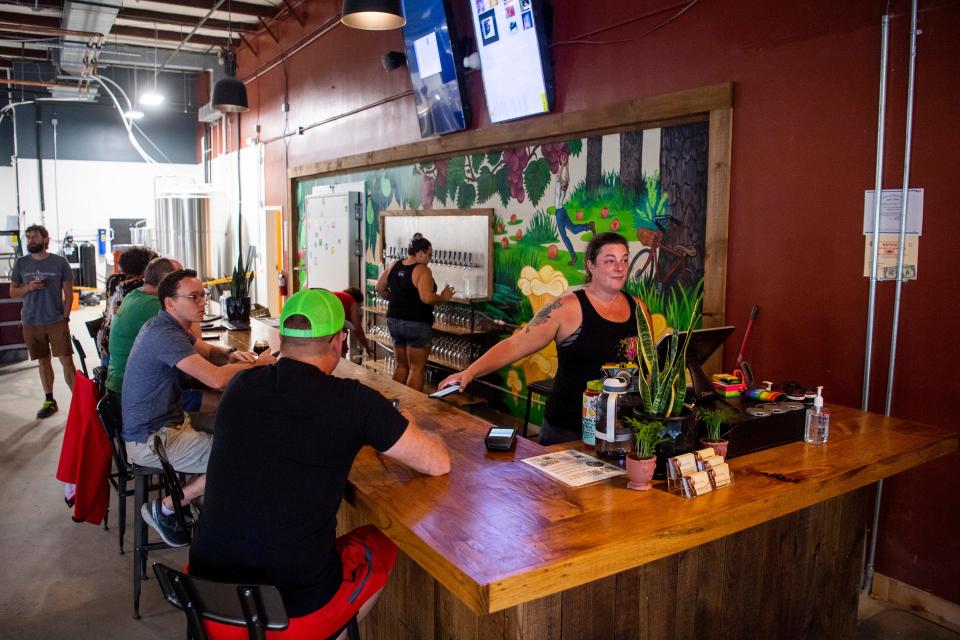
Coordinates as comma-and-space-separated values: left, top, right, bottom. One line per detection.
296, 122, 709, 421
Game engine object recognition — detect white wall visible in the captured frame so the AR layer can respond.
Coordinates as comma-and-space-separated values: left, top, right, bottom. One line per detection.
1, 158, 203, 284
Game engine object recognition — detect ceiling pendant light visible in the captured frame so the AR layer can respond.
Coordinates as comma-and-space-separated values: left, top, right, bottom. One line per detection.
212, 1, 248, 113
140, 24, 165, 106
212, 48, 248, 112
341, 0, 406, 30
124, 68, 145, 120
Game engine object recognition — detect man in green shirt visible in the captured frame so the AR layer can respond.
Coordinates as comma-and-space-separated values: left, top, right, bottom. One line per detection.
106, 257, 180, 396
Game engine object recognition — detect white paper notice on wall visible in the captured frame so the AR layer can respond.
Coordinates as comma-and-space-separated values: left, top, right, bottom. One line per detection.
863, 234, 918, 281
414, 31, 442, 79
863, 189, 923, 235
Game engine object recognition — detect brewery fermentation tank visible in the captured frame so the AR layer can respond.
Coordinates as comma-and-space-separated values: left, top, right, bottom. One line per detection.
155, 193, 214, 280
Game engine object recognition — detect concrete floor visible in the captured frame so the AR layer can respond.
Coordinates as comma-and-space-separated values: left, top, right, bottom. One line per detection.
0, 305, 956, 639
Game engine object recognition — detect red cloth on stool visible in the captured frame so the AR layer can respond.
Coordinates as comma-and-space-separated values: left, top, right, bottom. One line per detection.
202, 526, 398, 639
55, 373, 111, 525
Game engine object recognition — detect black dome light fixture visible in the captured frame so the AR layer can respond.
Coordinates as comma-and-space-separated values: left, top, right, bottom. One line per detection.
341, 0, 406, 30
212, 0, 248, 113
212, 48, 248, 113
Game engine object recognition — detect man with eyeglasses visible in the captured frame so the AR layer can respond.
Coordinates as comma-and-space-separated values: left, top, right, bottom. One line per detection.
122, 268, 276, 546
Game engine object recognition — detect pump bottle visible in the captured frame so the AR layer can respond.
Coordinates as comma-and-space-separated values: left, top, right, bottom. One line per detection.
803, 386, 830, 444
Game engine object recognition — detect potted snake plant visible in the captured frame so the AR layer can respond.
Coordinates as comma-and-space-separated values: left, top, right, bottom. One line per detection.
633, 293, 703, 476
624, 417, 671, 490
225, 252, 253, 322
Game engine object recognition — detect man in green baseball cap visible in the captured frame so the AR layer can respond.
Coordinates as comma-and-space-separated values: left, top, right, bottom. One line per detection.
189, 288, 451, 625
278, 288, 355, 339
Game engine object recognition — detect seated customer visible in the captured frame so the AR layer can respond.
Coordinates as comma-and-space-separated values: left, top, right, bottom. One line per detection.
105, 257, 180, 401
189, 289, 450, 635
333, 287, 372, 356
97, 245, 157, 363
122, 269, 276, 546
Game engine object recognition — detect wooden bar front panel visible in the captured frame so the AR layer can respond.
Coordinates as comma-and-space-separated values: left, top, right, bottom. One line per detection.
341, 488, 868, 640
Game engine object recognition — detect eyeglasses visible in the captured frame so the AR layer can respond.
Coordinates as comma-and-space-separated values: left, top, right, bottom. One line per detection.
173, 293, 207, 304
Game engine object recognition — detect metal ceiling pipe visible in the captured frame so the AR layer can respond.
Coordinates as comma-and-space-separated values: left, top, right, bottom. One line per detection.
863, 0, 921, 597
35, 106, 44, 221
861, 13, 890, 597
0, 77, 79, 89
885, 0, 919, 417
862, 17, 889, 413
155, 0, 228, 73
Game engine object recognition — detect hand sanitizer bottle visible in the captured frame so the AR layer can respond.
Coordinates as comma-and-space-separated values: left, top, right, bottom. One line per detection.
804, 386, 830, 444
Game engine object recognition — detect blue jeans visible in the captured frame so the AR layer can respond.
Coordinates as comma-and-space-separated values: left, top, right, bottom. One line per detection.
554, 207, 592, 260
386, 318, 433, 348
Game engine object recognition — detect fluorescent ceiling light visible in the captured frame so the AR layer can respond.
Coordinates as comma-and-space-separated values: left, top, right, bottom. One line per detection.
140, 91, 164, 106
123, 109, 144, 120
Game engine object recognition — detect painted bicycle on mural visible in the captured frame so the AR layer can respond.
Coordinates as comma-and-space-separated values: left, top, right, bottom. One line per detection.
629, 214, 699, 292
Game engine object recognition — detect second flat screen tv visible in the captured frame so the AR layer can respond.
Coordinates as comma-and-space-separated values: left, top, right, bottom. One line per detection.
470, 0, 554, 123
402, 0, 470, 138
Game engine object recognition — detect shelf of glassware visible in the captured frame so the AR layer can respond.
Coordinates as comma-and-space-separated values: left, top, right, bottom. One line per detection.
362, 299, 491, 337
365, 329, 484, 372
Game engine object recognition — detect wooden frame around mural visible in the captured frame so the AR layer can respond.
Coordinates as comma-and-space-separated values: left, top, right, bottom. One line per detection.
288, 82, 733, 364
379, 209, 495, 304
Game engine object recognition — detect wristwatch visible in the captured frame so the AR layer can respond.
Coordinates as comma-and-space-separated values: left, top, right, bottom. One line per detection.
224, 347, 238, 354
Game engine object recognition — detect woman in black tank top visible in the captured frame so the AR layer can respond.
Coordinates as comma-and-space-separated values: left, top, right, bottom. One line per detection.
437, 232, 651, 444
375, 233, 455, 391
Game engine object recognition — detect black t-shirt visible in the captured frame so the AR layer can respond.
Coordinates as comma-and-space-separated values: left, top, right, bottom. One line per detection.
188, 358, 408, 617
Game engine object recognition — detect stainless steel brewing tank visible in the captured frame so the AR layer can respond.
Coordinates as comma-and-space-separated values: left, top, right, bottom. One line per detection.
154, 194, 214, 280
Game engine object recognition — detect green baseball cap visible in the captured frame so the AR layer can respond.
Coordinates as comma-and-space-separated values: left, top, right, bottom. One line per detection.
278, 288, 355, 338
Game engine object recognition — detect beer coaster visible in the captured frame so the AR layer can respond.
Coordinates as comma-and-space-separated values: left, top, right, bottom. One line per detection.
746, 407, 770, 417
779, 401, 804, 411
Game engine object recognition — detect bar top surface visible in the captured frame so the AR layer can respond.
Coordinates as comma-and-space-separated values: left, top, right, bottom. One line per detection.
224, 322, 958, 614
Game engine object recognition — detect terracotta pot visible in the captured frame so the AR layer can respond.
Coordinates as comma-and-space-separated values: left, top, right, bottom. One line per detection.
626, 455, 657, 491
700, 437, 729, 460
633, 407, 697, 480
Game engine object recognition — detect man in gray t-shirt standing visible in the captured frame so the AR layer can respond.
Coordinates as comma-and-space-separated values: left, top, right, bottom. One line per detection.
10, 224, 76, 418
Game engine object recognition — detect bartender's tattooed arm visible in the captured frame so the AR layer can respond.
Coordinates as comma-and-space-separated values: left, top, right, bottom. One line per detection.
525, 298, 563, 334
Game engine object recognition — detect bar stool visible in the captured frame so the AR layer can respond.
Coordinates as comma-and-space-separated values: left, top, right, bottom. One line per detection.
131, 435, 192, 619
97, 393, 137, 551
521, 378, 553, 438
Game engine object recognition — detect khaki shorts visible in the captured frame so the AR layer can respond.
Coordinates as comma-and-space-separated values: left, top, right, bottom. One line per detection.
126, 414, 213, 474
22, 320, 73, 360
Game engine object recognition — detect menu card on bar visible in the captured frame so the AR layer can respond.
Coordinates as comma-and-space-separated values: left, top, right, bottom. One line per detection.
522, 450, 626, 487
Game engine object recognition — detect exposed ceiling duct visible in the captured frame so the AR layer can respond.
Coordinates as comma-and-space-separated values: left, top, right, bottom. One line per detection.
58, 0, 120, 83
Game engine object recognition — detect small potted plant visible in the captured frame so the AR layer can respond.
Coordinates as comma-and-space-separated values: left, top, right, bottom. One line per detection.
624, 417, 671, 491
698, 406, 735, 459
225, 252, 253, 322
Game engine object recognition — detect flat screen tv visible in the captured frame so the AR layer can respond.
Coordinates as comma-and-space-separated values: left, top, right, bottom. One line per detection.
402, 0, 471, 138
469, 0, 554, 124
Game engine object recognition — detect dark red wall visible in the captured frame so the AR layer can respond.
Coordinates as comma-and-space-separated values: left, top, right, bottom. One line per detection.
229, 0, 960, 602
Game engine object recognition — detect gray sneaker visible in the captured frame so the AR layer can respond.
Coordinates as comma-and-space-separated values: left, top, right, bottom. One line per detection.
140, 498, 189, 548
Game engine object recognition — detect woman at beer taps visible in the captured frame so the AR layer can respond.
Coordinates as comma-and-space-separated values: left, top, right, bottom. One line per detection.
439, 232, 651, 445
375, 233, 455, 391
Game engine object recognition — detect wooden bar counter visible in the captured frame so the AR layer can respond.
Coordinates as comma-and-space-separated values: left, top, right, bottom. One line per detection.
223, 321, 958, 639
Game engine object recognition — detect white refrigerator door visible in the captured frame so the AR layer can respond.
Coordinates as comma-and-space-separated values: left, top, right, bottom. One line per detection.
305, 193, 350, 291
